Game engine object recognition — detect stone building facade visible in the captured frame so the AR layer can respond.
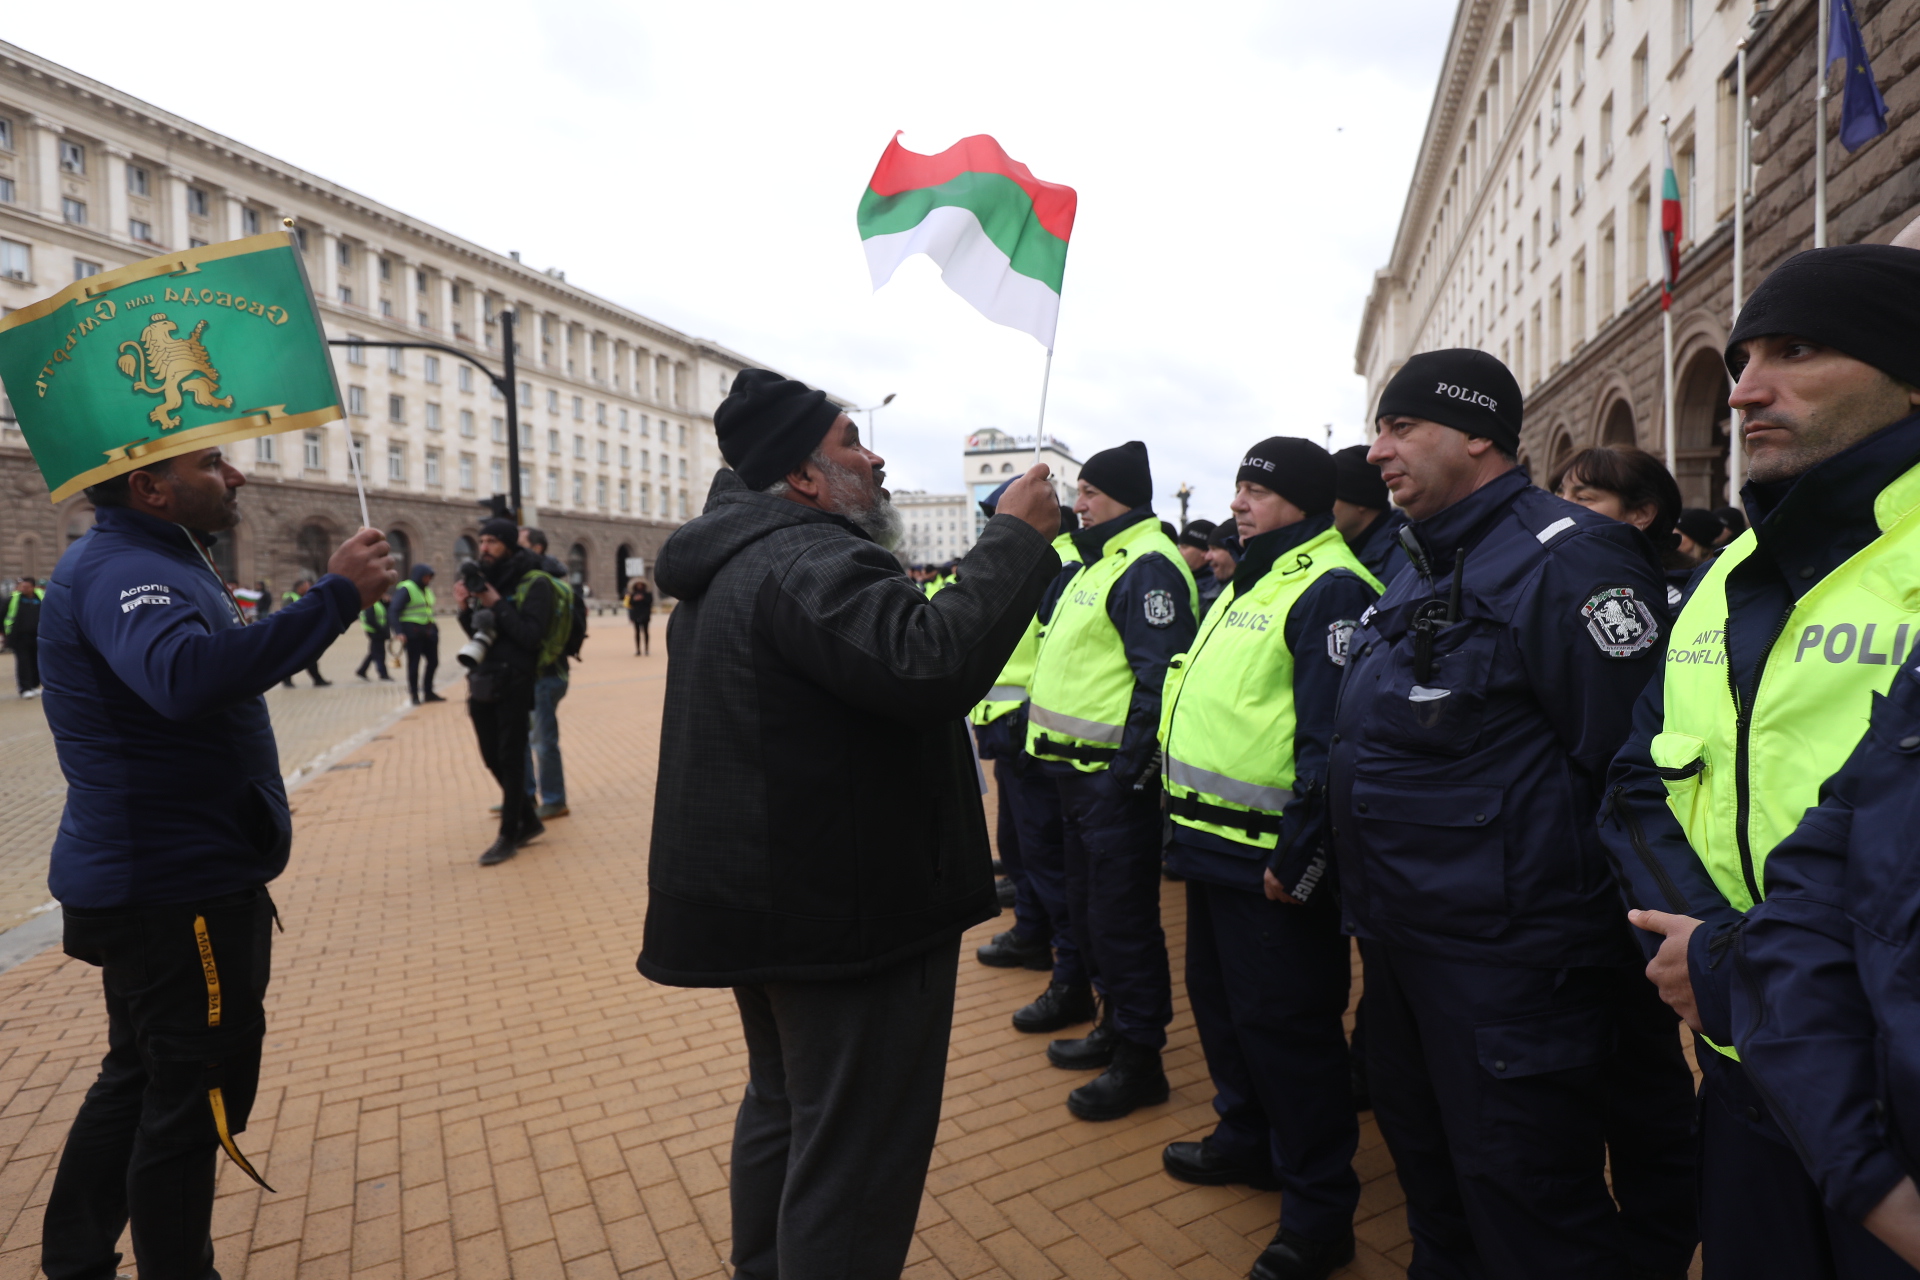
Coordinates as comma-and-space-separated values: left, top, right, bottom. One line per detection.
0, 40, 842, 604
895, 490, 975, 566
1356, 0, 1920, 507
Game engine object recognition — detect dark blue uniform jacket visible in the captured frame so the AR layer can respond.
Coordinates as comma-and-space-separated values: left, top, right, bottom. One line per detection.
1348, 507, 1412, 588
1331, 468, 1667, 966
1734, 656, 1920, 1225
40, 505, 359, 908
1166, 513, 1379, 897
1035, 508, 1196, 786
1602, 413, 1920, 1046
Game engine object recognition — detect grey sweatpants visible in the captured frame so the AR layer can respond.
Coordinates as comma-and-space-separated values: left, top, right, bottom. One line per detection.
729, 937, 961, 1280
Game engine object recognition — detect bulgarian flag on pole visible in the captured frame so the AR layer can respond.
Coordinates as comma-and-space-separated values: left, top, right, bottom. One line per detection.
857, 133, 1077, 349
1659, 134, 1683, 312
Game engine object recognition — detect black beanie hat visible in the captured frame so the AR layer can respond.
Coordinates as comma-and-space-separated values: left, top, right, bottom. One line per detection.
1333, 444, 1391, 509
1237, 436, 1335, 515
1207, 521, 1238, 548
1726, 244, 1920, 386
1375, 349, 1523, 455
1058, 504, 1077, 531
1675, 508, 1726, 547
479, 517, 520, 545
714, 369, 843, 491
1078, 440, 1153, 509
1176, 519, 1216, 550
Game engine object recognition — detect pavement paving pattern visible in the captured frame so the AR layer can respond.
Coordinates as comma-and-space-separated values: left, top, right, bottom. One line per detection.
0, 630, 1703, 1279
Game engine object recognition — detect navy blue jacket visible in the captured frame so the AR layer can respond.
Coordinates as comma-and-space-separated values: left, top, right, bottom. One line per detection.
1167, 514, 1378, 897
1331, 468, 1667, 966
1602, 413, 1920, 1046
1733, 657, 1920, 1224
40, 505, 359, 908
1037, 508, 1195, 786
1347, 507, 1412, 589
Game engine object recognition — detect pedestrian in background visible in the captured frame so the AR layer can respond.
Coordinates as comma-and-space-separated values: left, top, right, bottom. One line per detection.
1673, 507, 1727, 566
35, 446, 394, 1280
392, 564, 443, 705
1333, 349, 1697, 1278
639, 370, 1061, 1280
6, 575, 43, 698
1175, 520, 1223, 619
1330, 443, 1410, 584
1550, 446, 1689, 605
355, 590, 393, 682
276, 579, 331, 688
519, 527, 573, 820
1205, 521, 1240, 588
626, 578, 654, 655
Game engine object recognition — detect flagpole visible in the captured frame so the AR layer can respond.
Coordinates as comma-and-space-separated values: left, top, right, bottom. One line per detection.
1661, 115, 1678, 477
1816, 0, 1830, 248
345, 426, 372, 530
1729, 38, 1750, 503
1033, 346, 1054, 466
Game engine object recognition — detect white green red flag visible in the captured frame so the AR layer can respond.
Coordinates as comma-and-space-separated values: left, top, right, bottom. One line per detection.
1659, 137, 1682, 311
857, 133, 1077, 349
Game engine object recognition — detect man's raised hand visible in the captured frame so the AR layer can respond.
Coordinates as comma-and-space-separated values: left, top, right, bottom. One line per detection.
994, 464, 1061, 538
329, 528, 399, 609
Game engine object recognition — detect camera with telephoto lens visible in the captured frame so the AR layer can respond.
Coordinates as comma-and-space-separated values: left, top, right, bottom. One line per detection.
457, 608, 496, 669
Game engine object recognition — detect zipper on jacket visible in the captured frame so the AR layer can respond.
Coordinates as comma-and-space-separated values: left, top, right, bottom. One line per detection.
1604, 783, 1690, 912
1727, 606, 1793, 905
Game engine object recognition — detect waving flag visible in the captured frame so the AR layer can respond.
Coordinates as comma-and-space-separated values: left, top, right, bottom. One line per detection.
857, 133, 1077, 349
1659, 136, 1682, 312
1828, 0, 1889, 151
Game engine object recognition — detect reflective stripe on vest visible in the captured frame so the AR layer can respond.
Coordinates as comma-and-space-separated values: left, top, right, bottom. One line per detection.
1660, 458, 1920, 1057
971, 532, 1079, 727
1158, 524, 1380, 848
397, 580, 436, 624
1025, 518, 1196, 771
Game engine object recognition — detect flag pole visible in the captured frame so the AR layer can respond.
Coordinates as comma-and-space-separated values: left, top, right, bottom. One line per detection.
1033, 346, 1055, 466
1729, 38, 1750, 504
1816, 0, 1830, 248
345, 426, 372, 530
1661, 115, 1678, 477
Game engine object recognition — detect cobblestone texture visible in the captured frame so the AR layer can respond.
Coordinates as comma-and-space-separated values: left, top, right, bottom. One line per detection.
0, 631, 1702, 1278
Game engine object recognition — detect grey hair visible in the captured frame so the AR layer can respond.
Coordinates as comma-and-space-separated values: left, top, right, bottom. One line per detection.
758, 448, 828, 496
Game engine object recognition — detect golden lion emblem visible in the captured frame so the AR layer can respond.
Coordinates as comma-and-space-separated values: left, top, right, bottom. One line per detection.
116, 312, 235, 430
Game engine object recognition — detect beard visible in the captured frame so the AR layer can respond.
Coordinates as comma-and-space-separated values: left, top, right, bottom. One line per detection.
815, 454, 904, 551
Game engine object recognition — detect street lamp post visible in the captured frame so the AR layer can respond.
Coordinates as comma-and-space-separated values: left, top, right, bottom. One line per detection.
850, 393, 896, 450
328, 308, 523, 522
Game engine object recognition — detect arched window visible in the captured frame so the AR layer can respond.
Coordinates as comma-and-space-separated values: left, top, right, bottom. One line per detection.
453, 535, 477, 567
979, 464, 991, 475
1001, 462, 1014, 473
296, 524, 333, 576
567, 543, 588, 586
1676, 350, 1732, 506
1602, 399, 1636, 447
386, 528, 413, 575
616, 543, 634, 596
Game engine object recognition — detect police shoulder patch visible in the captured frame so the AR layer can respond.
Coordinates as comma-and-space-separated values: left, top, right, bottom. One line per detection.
1581, 586, 1659, 657
1143, 588, 1177, 628
1326, 619, 1358, 666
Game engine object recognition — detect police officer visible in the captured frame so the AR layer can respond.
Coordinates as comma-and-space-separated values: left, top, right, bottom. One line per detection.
1605, 244, 1920, 1278
355, 591, 392, 681
5, 575, 44, 698
1331, 349, 1697, 1278
277, 579, 331, 687
1026, 440, 1197, 1119
1174, 521, 1225, 619
393, 563, 444, 705
1159, 438, 1377, 1280
973, 482, 1079, 973
1330, 444, 1410, 584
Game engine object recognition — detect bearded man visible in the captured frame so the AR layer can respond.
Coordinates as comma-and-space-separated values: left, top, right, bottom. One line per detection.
639, 369, 1062, 1280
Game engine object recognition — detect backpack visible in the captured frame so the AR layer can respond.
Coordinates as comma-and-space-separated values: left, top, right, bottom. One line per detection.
562, 577, 588, 660
512, 571, 575, 673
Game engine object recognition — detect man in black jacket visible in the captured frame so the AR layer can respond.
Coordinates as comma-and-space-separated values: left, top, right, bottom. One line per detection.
640, 369, 1060, 1280
455, 518, 558, 867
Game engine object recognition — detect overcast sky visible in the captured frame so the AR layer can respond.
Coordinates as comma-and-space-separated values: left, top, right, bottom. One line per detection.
10, 0, 1453, 524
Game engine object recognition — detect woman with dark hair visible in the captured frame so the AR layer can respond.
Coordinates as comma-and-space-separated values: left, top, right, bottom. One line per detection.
1551, 446, 1694, 602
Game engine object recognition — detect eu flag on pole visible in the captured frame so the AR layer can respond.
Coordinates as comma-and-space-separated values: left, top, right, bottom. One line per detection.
1828, 0, 1889, 151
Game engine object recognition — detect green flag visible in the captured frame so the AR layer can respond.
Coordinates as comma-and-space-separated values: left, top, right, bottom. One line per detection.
0, 231, 343, 502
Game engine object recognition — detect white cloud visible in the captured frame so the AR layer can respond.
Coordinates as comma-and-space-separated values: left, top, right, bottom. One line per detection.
8, 0, 1448, 521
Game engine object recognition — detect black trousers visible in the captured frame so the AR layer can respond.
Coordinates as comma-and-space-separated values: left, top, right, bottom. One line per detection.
1185, 877, 1359, 1242
631, 617, 650, 654
405, 627, 439, 700
43, 888, 274, 1280
1697, 1052, 1916, 1278
1360, 941, 1697, 1280
470, 680, 535, 837
1006, 763, 1081, 987
13, 636, 39, 692
729, 939, 959, 1280
354, 632, 388, 679
992, 759, 1054, 947
1059, 769, 1171, 1048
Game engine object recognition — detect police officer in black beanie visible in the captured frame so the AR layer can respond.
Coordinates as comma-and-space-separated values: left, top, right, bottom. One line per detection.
1175, 520, 1224, 618
1607, 243, 1920, 1276
1331, 349, 1698, 1277
1159, 436, 1380, 1280
1020, 440, 1198, 1121
1331, 444, 1410, 585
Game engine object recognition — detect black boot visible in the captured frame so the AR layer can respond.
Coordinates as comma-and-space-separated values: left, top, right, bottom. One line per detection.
1066, 1037, 1169, 1121
1247, 1229, 1355, 1280
1162, 1138, 1281, 1191
478, 835, 517, 866
1012, 982, 1095, 1033
1047, 1001, 1116, 1069
515, 816, 547, 847
976, 930, 1052, 970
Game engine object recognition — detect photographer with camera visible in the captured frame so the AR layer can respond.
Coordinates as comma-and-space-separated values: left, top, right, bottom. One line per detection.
455, 518, 563, 867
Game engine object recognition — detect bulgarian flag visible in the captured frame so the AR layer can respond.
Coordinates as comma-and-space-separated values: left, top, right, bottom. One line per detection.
1659, 135, 1682, 311
857, 133, 1077, 349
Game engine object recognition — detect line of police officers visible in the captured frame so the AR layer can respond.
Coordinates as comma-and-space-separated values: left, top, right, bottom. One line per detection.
969, 244, 1920, 1280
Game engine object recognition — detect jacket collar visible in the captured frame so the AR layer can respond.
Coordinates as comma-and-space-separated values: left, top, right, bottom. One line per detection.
1233, 512, 1335, 595
93, 504, 215, 555
1348, 507, 1404, 558
1742, 412, 1920, 587
1406, 466, 1532, 572
1070, 506, 1154, 563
